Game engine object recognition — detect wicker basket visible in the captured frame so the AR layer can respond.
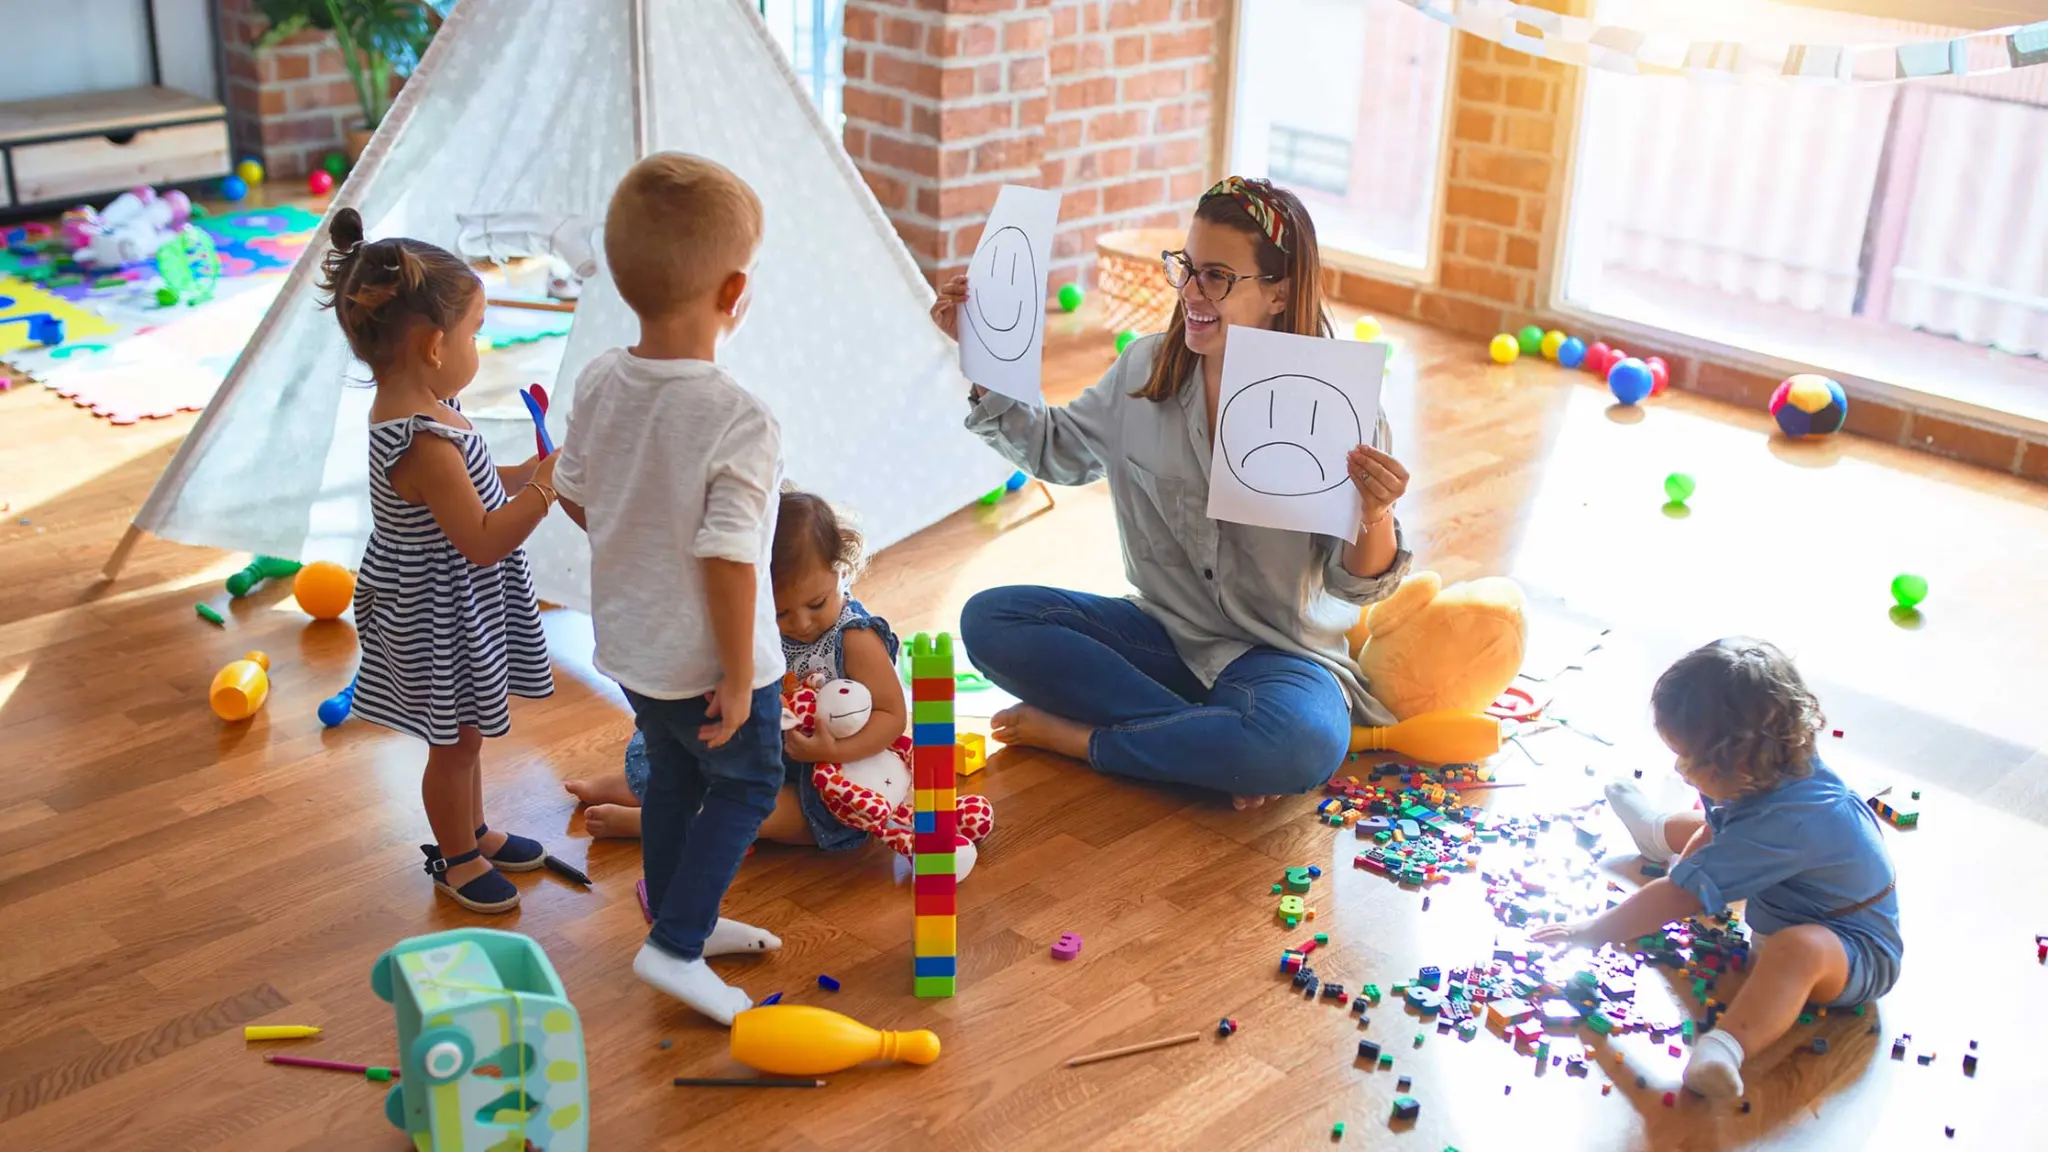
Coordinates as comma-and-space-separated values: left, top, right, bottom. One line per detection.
1094, 228, 1184, 336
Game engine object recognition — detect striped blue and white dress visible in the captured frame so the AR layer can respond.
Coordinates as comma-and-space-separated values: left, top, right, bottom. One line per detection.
351, 402, 553, 745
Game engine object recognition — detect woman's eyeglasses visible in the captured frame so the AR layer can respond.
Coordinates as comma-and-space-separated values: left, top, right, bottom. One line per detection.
1161, 250, 1278, 302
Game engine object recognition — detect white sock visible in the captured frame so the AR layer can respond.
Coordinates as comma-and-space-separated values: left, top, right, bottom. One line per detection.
632, 943, 754, 1026
1606, 782, 1677, 864
703, 917, 782, 957
1683, 1029, 1746, 1099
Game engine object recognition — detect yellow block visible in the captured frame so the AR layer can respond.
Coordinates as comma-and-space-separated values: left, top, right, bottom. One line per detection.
914, 916, 956, 955
914, 789, 935, 813
957, 733, 987, 776
935, 789, 955, 811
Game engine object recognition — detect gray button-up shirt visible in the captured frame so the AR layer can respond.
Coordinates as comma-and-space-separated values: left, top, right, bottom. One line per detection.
965, 334, 1412, 726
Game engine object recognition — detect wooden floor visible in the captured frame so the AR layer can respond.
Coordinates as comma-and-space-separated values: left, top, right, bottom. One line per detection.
4, 309, 2048, 1152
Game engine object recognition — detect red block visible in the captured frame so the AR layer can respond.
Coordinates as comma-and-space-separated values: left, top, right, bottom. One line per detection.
913, 872, 956, 896
914, 744, 957, 771
916, 889, 957, 916
911, 677, 955, 701
915, 760, 943, 789
931, 808, 958, 840
914, 831, 953, 854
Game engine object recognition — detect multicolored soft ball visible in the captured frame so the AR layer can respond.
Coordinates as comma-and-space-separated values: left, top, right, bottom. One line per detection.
1769, 374, 1847, 438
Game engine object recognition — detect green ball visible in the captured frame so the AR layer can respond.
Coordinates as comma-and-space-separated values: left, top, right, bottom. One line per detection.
1517, 325, 1544, 356
1663, 472, 1695, 504
1890, 573, 1928, 610
1057, 282, 1084, 312
155, 286, 179, 306
323, 153, 349, 177
1115, 329, 1137, 354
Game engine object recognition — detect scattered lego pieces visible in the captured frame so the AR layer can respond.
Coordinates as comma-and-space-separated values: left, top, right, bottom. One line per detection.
1391, 1095, 1420, 1121
1945, 1128, 1954, 1138
817, 974, 841, 992
1314, 932, 1329, 944
1357, 1039, 1381, 1062
1379, 1053, 1393, 1068
1962, 1054, 1977, 1075
1051, 932, 1083, 961
1352, 1000, 1368, 1016
1218, 1017, 1238, 1037
1740, 1101, 1750, 1113
1917, 1053, 1935, 1065
195, 602, 225, 626
1331, 1121, 1344, 1140
1662, 1092, 1676, 1107
1397, 1075, 1412, 1090
759, 992, 783, 1006
1601, 1084, 1611, 1095
1811, 1037, 1828, 1055
1307, 865, 1323, 879
1421, 896, 1431, 911
658, 1039, 672, 1050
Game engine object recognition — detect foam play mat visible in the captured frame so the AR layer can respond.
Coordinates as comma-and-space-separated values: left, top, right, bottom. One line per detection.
1, 205, 320, 300
22, 276, 284, 423
0, 278, 118, 355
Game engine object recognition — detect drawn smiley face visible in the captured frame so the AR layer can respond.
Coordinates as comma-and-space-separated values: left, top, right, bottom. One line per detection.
964, 225, 1040, 363
1218, 374, 1364, 498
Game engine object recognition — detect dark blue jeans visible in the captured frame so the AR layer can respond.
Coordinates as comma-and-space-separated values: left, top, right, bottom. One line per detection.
624, 683, 784, 961
960, 586, 1350, 795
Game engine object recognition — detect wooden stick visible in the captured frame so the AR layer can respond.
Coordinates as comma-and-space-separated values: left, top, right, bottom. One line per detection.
486, 296, 576, 314
1065, 1031, 1203, 1067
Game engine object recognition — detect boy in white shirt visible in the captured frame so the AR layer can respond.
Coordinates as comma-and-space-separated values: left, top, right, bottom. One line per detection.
554, 153, 785, 1024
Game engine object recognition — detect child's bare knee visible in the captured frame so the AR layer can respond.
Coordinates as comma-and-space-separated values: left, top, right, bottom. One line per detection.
1763, 924, 1843, 970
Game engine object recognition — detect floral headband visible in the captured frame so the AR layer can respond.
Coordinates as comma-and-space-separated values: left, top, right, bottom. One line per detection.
1202, 176, 1287, 252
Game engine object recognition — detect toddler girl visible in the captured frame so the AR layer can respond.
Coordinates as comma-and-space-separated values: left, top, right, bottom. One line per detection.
566, 489, 903, 850
322, 208, 558, 914
1532, 638, 1902, 1099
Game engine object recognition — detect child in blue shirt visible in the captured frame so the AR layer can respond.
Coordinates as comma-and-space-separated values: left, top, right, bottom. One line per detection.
1533, 638, 1902, 1100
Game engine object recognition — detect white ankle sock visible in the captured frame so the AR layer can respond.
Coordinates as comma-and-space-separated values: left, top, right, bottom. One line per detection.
632, 943, 754, 1025
703, 917, 782, 957
1606, 782, 1677, 863
1683, 1029, 1746, 1099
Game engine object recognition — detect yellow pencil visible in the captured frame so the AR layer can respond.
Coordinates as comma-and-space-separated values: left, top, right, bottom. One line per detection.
244, 1025, 322, 1040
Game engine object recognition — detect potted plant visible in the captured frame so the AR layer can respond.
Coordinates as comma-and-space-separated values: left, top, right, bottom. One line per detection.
257, 1, 454, 160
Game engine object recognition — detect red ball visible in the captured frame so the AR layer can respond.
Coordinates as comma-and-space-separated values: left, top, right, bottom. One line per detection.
1584, 342, 1612, 375
1646, 356, 1670, 396
307, 169, 335, 195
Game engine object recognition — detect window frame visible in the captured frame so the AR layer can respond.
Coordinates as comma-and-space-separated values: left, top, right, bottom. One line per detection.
1218, 0, 1458, 285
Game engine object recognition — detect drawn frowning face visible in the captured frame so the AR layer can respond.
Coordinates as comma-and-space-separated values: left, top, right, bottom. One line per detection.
965, 225, 1039, 363
1218, 374, 1363, 497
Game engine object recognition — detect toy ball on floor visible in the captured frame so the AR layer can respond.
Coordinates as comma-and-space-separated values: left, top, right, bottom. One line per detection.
1540, 330, 1566, 360
1663, 472, 1696, 505
1608, 358, 1654, 405
210, 650, 271, 721
307, 169, 335, 195
220, 175, 249, 202
1645, 356, 1671, 396
1353, 315, 1382, 342
235, 158, 265, 187
1057, 282, 1084, 312
1769, 374, 1847, 438
293, 561, 356, 620
1583, 341, 1612, 376
1516, 325, 1544, 357
1115, 329, 1137, 354
1488, 334, 1520, 364
1556, 336, 1586, 369
1890, 573, 1928, 610
322, 152, 349, 177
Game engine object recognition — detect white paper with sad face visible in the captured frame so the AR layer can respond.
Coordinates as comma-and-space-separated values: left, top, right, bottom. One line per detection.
1205, 325, 1388, 539
959, 184, 1062, 403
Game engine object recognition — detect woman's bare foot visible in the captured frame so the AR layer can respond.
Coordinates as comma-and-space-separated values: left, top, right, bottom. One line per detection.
565, 772, 638, 808
1231, 794, 1280, 811
990, 704, 1094, 762
584, 803, 643, 839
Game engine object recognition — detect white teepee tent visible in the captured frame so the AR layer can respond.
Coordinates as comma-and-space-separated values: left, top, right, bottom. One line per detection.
107, 0, 1008, 611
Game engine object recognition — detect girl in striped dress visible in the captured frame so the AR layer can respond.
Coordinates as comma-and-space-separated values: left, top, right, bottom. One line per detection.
320, 208, 559, 914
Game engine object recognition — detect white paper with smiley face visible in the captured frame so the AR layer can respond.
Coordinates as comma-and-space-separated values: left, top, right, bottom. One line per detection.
1205, 326, 1387, 539
958, 184, 1061, 403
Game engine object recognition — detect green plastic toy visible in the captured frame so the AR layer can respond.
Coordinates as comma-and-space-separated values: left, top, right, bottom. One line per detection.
227, 555, 303, 598
1516, 325, 1544, 356
1890, 573, 1928, 610
1663, 472, 1695, 504
1115, 329, 1137, 354
154, 225, 221, 307
1057, 282, 1084, 312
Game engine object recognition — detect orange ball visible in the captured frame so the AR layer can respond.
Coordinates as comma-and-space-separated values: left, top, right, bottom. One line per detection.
292, 561, 355, 620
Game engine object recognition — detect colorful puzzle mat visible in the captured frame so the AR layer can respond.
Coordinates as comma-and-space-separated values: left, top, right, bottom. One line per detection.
479, 304, 575, 348
23, 277, 284, 423
0, 278, 118, 355
3, 205, 319, 301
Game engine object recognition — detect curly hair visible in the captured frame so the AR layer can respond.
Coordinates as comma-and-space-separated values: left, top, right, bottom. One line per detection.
771, 488, 865, 591
1651, 638, 1824, 795
317, 207, 479, 368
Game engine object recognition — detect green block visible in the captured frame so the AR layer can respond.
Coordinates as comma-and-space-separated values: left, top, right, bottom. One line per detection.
912, 700, 955, 724
914, 852, 957, 875
1314, 933, 1329, 944
1413, 1033, 1424, 1047
1681, 1021, 1696, 1038
1332, 1122, 1345, 1137
1587, 1012, 1615, 1035
1797, 1012, 1815, 1025
1272, 883, 1282, 894
914, 976, 956, 998
1378, 1053, 1393, 1068
910, 631, 954, 676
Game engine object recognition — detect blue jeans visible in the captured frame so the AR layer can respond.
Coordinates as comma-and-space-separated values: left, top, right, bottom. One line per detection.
624, 683, 784, 961
961, 586, 1350, 795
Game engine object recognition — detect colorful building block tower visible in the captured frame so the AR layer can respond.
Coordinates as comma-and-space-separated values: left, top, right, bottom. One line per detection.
910, 632, 958, 998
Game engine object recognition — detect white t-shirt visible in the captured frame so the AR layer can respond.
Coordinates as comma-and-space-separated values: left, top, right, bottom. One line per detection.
553, 350, 786, 699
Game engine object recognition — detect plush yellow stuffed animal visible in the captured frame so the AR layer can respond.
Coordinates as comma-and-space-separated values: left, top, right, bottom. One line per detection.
1349, 571, 1527, 721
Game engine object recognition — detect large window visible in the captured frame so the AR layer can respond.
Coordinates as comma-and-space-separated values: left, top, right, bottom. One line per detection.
1561, 0, 2048, 414
1228, 0, 1453, 270
760, 0, 845, 128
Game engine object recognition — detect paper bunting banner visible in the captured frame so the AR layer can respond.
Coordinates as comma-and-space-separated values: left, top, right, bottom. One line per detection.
1393, 0, 2048, 86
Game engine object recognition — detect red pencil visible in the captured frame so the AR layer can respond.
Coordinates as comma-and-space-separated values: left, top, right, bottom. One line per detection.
266, 1054, 399, 1079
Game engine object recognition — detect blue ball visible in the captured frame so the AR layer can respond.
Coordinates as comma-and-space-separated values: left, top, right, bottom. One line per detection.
1004, 469, 1027, 492
1607, 358, 1654, 405
220, 175, 249, 202
1556, 337, 1586, 369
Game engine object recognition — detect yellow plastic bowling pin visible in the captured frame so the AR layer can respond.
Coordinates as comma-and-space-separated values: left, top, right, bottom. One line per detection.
210, 650, 272, 721
730, 1004, 941, 1076
1349, 710, 1501, 763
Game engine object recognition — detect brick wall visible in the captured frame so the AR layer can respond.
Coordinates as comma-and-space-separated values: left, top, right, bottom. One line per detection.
843, 0, 1222, 293
217, 0, 363, 178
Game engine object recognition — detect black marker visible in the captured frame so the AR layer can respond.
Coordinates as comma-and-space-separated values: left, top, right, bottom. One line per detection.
543, 855, 591, 886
